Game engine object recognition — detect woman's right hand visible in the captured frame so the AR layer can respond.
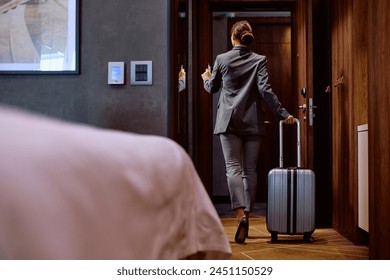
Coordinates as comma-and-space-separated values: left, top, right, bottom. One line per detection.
284, 115, 295, 124
201, 68, 211, 81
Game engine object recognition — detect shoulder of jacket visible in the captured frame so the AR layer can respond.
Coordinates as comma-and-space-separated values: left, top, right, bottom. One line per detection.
253, 53, 266, 60
218, 49, 234, 57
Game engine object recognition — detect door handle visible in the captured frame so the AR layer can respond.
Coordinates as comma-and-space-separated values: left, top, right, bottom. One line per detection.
298, 99, 317, 126
309, 97, 317, 126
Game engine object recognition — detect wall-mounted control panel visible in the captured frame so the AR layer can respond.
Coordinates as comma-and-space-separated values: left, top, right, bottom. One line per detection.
108, 62, 125, 85
130, 61, 153, 85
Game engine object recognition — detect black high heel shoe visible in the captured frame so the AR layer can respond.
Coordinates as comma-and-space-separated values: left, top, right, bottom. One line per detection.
235, 217, 248, 243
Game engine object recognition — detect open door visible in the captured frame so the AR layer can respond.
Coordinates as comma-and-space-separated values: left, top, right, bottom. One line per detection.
294, 0, 314, 169
296, 0, 333, 227
169, 0, 189, 151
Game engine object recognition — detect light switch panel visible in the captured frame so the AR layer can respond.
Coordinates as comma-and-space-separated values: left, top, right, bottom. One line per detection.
130, 61, 152, 85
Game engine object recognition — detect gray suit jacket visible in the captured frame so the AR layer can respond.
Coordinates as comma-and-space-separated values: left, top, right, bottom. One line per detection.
203, 45, 290, 136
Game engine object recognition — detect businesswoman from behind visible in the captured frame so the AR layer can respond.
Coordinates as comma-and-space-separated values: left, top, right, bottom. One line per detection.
201, 20, 295, 243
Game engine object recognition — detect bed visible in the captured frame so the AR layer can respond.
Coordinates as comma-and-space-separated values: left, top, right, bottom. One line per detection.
0, 106, 231, 260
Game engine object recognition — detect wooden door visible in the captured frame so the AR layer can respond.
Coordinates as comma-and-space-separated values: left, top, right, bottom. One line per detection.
169, 0, 189, 151
331, 0, 369, 243
294, 0, 313, 169
368, 0, 390, 259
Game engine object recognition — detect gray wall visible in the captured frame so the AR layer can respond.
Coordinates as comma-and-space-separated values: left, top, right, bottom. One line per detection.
0, 0, 169, 136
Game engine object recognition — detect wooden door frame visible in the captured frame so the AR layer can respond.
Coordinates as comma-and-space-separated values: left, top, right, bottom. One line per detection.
295, 0, 314, 169
169, 0, 189, 150
192, 0, 312, 195
169, 0, 179, 141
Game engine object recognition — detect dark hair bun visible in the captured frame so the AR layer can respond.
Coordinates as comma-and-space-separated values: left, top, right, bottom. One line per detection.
241, 32, 254, 45
231, 20, 255, 45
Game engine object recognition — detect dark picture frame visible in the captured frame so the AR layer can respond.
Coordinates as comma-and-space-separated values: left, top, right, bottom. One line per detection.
0, 0, 79, 74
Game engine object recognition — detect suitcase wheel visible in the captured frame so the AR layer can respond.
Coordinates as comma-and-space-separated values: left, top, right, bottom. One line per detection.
271, 232, 278, 243
303, 232, 312, 243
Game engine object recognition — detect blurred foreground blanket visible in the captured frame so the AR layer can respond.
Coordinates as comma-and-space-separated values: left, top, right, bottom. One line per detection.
0, 106, 231, 259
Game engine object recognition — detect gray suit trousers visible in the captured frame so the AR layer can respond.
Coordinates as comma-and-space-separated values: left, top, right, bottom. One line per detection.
219, 133, 262, 212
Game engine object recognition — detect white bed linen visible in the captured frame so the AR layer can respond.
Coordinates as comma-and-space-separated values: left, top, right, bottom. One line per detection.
0, 106, 231, 259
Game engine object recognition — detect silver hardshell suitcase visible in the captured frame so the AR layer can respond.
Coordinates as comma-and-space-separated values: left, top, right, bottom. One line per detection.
266, 119, 315, 243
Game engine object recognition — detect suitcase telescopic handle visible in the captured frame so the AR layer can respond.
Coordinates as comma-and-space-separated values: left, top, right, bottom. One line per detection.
279, 118, 301, 168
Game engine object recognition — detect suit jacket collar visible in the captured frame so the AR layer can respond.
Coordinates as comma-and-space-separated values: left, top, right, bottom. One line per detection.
232, 45, 250, 51
232, 45, 252, 57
